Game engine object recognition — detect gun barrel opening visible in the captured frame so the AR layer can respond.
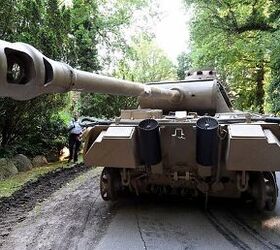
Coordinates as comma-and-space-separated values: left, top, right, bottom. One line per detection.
5, 48, 34, 85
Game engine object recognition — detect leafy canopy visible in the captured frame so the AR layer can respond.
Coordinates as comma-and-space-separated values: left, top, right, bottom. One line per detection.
185, 0, 280, 114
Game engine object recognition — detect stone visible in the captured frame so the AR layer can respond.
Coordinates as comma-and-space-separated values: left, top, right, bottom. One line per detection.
46, 153, 59, 163
32, 155, 48, 167
0, 158, 18, 180
12, 154, 33, 172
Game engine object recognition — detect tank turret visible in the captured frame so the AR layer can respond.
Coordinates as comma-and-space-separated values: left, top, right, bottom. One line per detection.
0, 40, 279, 212
0, 40, 231, 115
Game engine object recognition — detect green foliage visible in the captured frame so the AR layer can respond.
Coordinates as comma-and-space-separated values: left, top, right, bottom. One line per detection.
115, 35, 177, 83
81, 94, 137, 118
69, 0, 100, 70
0, 0, 157, 156
0, 162, 71, 198
79, 4, 164, 119
80, 35, 176, 119
0, 0, 71, 159
177, 52, 192, 80
268, 47, 280, 115
0, 94, 69, 159
185, 0, 280, 114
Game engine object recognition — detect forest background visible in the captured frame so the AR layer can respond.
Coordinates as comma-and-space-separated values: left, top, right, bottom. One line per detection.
0, 0, 279, 160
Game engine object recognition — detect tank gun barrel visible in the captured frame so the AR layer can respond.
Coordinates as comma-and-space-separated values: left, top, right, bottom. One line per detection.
0, 40, 181, 101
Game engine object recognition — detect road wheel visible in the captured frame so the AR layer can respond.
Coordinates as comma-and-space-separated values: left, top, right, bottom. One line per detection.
251, 172, 278, 212
100, 167, 120, 201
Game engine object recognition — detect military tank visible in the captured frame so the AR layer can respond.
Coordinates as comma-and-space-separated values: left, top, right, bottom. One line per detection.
0, 40, 279, 211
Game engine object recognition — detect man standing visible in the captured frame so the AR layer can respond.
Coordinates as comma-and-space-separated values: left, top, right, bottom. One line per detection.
68, 115, 83, 163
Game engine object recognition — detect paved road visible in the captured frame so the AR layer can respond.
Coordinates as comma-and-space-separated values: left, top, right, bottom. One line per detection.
2, 171, 280, 250
96, 173, 280, 250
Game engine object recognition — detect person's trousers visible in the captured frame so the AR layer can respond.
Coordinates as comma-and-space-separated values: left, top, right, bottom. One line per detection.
69, 133, 81, 162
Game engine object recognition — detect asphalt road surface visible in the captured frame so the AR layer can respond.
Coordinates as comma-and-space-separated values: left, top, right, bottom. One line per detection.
2, 169, 280, 250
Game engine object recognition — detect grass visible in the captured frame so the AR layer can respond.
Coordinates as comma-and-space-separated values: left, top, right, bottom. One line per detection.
0, 161, 70, 198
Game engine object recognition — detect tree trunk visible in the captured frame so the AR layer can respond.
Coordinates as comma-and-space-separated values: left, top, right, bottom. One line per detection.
1, 103, 15, 148
255, 64, 265, 113
1, 115, 11, 148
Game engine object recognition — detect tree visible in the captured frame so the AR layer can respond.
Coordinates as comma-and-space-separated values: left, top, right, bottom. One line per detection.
69, 0, 100, 70
78, 1, 160, 118
80, 35, 177, 118
115, 35, 177, 83
0, 0, 72, 158
268, 46, 280, 115
177, 52, 192, 80
0, 0, 163, 157
185, 0, 280, 34
185, 0, 279, 113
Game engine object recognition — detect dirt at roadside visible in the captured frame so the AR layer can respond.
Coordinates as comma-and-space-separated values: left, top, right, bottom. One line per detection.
0, 164, 116, 250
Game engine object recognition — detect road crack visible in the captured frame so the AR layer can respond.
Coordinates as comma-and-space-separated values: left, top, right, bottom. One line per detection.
135, 212, 148, 250
80, 195, 99, 235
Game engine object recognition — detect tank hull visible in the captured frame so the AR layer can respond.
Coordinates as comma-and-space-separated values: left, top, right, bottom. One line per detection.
84, 111, 280, 211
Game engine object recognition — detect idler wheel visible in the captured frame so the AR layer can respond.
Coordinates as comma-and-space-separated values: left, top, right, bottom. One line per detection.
263, 172, 278, 211
251, 172, 278, 211
100, 167, 120, 201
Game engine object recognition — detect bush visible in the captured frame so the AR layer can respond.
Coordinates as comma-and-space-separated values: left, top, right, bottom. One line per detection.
14, 117, 68, 160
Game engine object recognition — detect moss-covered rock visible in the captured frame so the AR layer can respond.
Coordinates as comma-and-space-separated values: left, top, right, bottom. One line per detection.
46, 152, 60, 163
32, 155, 48, 167
12, 154, 33, 172
0, 158, 18, 180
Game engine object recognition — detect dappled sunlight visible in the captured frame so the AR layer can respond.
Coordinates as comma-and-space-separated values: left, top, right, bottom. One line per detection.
59, 147, 70, 161
262, 216, 280, 229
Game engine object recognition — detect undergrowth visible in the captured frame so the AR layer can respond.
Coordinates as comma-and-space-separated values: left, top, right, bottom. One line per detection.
0, 161, 70, 198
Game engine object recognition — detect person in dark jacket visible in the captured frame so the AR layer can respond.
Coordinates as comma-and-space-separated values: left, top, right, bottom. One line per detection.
68, 115, 83, 163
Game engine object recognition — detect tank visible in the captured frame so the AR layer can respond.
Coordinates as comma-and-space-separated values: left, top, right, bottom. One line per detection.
0, 40, 279, 211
